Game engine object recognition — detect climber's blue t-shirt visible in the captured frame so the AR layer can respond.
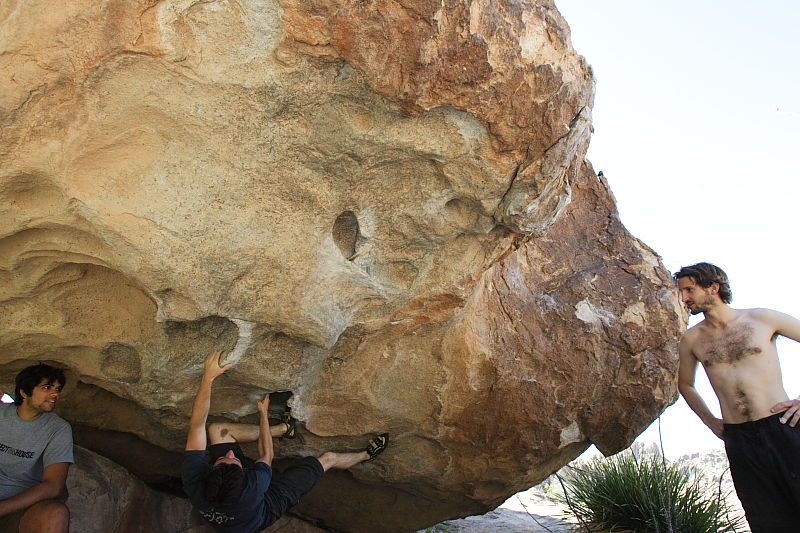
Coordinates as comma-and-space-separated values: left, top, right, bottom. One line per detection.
182, 450, 272, 532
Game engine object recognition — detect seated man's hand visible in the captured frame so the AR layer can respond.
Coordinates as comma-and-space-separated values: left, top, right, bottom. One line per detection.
202, 351, 231, 381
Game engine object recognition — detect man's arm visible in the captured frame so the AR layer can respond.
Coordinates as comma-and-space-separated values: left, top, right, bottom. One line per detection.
761, 309, 800, 425
756, 308, 800, 343
0, 463, 69, 517
185, 351, 231, 451
677, 335, 724, 438
255, 394, 274, 466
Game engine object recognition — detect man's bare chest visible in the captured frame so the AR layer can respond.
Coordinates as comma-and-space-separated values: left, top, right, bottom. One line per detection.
694, 323, 769, 367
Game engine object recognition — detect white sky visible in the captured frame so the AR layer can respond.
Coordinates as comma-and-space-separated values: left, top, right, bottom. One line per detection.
555, 0, 800, 459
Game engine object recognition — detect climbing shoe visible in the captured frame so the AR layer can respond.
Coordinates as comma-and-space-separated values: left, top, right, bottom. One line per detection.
281, 411, 296, 439
366, 433, 389, 460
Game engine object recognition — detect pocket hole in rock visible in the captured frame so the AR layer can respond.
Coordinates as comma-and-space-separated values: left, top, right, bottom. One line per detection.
332, 210, 359, 260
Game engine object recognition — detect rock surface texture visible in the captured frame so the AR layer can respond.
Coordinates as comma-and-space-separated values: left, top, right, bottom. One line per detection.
66, 446, 213, 533
0, 1, 684, 531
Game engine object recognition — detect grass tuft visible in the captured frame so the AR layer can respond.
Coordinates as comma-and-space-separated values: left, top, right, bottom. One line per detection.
556, 451, 746, 532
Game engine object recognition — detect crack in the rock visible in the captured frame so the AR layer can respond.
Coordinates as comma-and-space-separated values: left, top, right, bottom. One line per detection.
493, 280, 516, 326
494, 104, 590, 230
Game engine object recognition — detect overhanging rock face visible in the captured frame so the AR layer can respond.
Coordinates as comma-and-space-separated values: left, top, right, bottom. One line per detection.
0, 1, 684, 531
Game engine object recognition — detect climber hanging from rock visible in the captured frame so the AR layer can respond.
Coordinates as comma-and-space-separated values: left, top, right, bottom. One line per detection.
181, 351, 388, 532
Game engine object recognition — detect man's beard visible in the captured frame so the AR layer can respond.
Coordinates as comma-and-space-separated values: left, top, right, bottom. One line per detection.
689, 294, 715, 315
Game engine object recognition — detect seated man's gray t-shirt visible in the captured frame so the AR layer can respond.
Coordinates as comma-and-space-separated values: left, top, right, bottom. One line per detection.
0, 403, 74, 499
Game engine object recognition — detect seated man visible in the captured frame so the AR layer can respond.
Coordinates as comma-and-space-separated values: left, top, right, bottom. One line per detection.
182, 351, 388, 532
0, 364, 73, 533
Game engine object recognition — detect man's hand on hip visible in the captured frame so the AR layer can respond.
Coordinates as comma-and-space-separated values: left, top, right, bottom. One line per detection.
771, 398, 800, 427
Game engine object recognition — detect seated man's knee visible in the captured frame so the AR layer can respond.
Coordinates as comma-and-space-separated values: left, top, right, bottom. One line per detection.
20, 500, 70, 533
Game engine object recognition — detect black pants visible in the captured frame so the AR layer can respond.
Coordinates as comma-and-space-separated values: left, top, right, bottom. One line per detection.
263, 457, 324, 527
724, 412, 800, 532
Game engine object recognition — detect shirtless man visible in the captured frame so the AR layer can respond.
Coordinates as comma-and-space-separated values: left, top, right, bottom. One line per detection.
676, 262, 800, 532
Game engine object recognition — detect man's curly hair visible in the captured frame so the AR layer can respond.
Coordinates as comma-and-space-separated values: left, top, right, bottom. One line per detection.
14, 363, 66, 406
204, 464, 245, 505
673, 262, 733, 304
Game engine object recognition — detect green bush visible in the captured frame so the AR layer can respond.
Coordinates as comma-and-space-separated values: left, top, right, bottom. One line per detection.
556, 452, 745, 533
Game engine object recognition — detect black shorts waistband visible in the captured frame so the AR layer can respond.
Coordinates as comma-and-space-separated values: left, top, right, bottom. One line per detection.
723, 411, 786, 431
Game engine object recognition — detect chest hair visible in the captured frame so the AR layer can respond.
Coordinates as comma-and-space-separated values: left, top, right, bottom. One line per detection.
699, 323, 762, 367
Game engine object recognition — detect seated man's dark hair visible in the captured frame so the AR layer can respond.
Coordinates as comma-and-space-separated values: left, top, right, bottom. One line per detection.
204, 464, 245, 505
673, 262, 733, 304
14, 363, 67, 406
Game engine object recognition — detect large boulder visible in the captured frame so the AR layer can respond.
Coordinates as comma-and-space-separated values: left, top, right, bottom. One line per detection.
0, 1, 684, 531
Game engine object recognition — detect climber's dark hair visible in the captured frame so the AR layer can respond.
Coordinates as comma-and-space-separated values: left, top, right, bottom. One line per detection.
203, 464, 245, 505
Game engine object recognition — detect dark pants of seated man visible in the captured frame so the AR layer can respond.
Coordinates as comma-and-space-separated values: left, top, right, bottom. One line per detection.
724, 412, 800, 533
0, 510, 23, 532
208, 443, 324, 529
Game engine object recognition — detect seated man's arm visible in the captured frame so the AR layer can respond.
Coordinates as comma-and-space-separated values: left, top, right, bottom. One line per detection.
0, 463, 69, 517
185, 351, 231, 451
